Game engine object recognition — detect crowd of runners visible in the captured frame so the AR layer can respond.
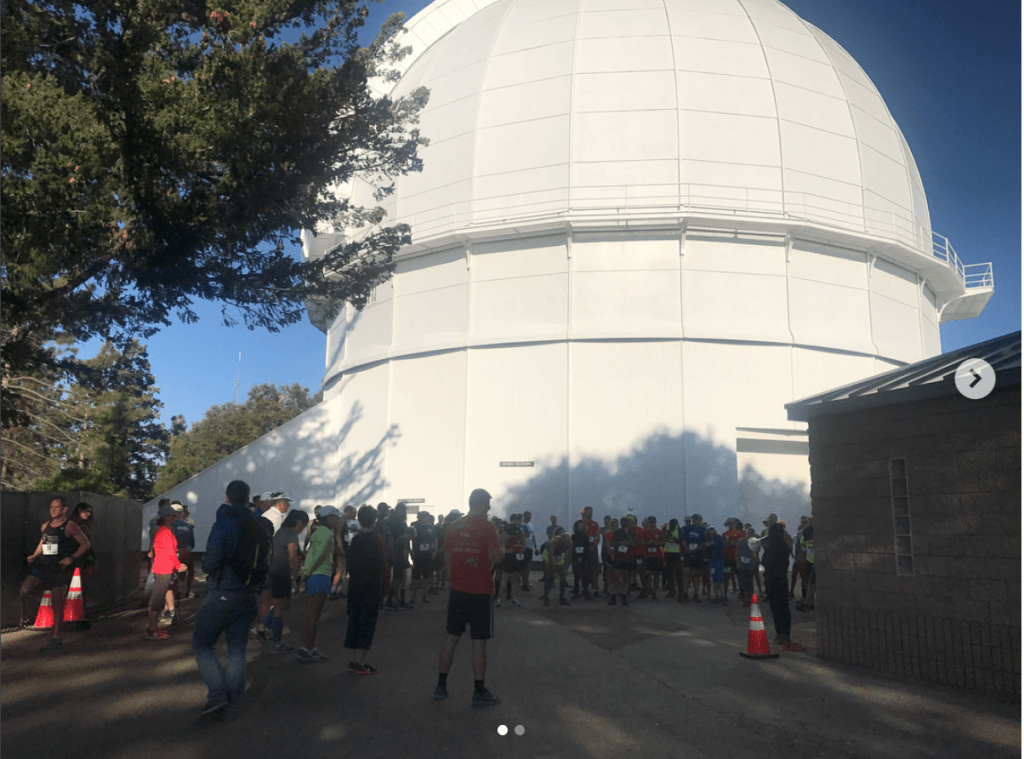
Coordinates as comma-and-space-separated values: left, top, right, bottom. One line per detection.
14, 485, 814, 719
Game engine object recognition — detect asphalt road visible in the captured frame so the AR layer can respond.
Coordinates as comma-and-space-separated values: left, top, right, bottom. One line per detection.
1, 576, 1018, 759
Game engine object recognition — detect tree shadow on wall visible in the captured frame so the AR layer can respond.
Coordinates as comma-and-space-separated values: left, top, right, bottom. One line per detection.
498, 430, 809, 532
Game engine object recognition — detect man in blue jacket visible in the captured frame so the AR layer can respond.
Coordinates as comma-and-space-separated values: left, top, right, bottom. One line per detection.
193, 480, 261, 721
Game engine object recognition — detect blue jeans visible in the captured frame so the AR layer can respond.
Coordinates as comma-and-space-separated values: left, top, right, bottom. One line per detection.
192, 589, 258, 705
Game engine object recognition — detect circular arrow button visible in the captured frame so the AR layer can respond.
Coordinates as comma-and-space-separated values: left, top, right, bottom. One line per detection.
955, 358, 996, 400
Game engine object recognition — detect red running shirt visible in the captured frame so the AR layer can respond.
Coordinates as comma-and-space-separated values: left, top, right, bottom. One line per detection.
583, 519, 601, 546
445, 515, 501, 595
152, 526, 179, 575
646, 527, 665, 559
627, 526, 646, 558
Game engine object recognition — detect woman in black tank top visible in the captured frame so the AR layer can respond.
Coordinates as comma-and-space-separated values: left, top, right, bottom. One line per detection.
17, 496, 90, 651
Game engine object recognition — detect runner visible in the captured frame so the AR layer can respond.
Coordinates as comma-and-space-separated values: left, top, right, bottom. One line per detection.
602, 518, 619, 596
264, 510, 309, 653
737, 528, 756, 606
640, 517, 665, 600
540, 527, 571, 606
296, 506, 341, 662
494, 514, 525, 607
580, 507, 602, 598
519, 511, 537, 591
434, 489, 503, 706
722, 518, 745, 596
662, 519, 684, 601
411, 511, 436, 604
17, 496, 92, 651
147, 505, 189, 638
705, 526, 727, 605
606, 517, 635, 606
681, 513, 706, 603
344, 505, 389, 674
569, 519, 590, 600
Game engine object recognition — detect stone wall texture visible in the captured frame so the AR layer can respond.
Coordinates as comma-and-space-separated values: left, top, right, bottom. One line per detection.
807, 380, 1020, 697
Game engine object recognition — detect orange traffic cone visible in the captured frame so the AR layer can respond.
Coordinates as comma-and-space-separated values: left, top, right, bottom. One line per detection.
739, 594, 779, 660
63, 568, 85, 625
33, 590, 55, 630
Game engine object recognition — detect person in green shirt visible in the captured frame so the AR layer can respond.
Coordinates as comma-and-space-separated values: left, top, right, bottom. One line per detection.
297, 506, 341, 663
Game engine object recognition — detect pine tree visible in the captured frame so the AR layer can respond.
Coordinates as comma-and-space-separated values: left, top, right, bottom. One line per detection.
1, 0, 427, 421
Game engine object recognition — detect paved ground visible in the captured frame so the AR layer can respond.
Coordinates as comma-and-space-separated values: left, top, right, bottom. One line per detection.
1, 577, 1018, 759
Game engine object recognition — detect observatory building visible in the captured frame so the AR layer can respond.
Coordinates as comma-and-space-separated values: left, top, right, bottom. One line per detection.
153, 0, 993, 537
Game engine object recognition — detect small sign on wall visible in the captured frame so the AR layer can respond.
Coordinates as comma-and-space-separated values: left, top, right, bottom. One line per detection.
500, 461, 535, 467
398, 498, 425, 503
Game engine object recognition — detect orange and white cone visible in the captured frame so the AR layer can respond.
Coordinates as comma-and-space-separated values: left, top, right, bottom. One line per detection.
33, 590, 55, 630
63, 568, 85, 623
739, 594, 778, 660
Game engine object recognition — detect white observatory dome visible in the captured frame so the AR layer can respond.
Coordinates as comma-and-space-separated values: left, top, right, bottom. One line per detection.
355, 0, 933, 250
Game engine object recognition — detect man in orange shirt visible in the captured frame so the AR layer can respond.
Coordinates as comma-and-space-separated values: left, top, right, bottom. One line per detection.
640, 517, 665, 600
435, 489, 505, 707
722, 518, 746, 596
580, 507, 602, 598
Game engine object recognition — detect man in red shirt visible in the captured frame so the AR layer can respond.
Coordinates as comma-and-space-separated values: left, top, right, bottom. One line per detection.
640, 517, 665, 600
435, 488, 504, 707
722, 518, 745, 596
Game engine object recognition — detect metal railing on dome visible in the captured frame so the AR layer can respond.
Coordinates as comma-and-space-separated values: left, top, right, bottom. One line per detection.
357, 182, 994, 291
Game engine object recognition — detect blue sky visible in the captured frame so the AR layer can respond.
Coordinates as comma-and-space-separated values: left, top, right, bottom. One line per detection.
97, 0, 1021, 431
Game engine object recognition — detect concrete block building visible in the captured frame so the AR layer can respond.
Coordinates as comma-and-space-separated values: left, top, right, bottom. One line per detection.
786, 332, 1020, 696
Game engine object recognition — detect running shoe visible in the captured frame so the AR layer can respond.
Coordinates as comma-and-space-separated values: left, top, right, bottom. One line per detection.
357, 663, 379, 675
494, 598, 502, 607
559, 598, 570, 606
348, 661, 365, 673
296, 647, 324, 663
198, 699, 229, 718
434, 684, 448, 701
420, 597, 430, 604
507, 598, 521, 608
607, 595, 617, 606
620, 595, 628, 606
542, 597, 550, 606
272, 642, 298, 655
472, 688, 501, 707
40, 637, 63, 652
691, 595, 701, 603
721, 598, 729, 607
583, 593, 593, 601
145, 629, 170, 641
169, 612, 181, 626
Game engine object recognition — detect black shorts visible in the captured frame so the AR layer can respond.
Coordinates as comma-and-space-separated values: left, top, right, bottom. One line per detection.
612, 560, 633, 573
683, 555, 703, 570
446, 590, 493, 640
431, 552, 445, 572
664, 553, 682, 567
148, 573, 178, 611
412, 554, 432, 580
645, 558, 664, 573
269, 574, 292, 600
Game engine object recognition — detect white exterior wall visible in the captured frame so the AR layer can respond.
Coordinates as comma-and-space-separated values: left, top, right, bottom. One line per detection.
148, 0, 990, 544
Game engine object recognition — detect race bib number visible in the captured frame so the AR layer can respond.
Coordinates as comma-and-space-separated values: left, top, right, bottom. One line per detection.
575, 547, 584, 554
740, 556, 751, 567
667, 541, 678, 549
635, 558, 644, 566
688, 542, 698, 551
515, 553, 524, 561
647, 547, 657, 554
419, 543, 432, 552
42, 541, 59, 556
723, 565, 731, 574
588, 536, 595, 544
616, 545, 628, 553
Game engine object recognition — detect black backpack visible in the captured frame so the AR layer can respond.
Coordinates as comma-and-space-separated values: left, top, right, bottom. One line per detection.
219, 511, 272, 588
